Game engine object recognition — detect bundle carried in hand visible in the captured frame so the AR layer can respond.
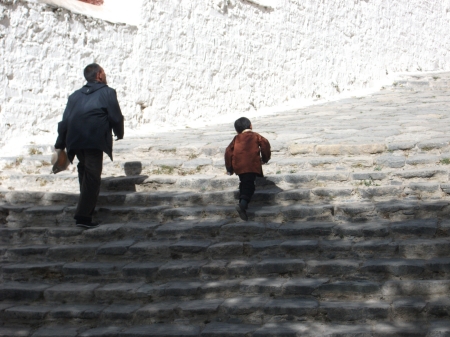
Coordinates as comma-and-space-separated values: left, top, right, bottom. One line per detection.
51, 148, 70, 174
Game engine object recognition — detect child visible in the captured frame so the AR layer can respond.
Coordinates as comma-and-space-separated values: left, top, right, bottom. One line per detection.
225, 117, 271, 221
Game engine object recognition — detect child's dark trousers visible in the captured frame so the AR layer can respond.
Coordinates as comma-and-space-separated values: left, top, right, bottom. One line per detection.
238, 173, 257, 203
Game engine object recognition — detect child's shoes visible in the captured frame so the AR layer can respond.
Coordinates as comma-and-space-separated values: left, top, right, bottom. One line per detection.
236, 199, 248, 221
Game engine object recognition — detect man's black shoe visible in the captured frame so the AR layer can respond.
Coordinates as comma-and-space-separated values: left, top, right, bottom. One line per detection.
235, 204, 248, 221
76, 222, 100, 229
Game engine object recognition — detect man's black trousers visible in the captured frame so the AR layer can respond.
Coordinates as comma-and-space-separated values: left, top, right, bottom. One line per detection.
74, 149, 103, 223
238, 172, 257, 203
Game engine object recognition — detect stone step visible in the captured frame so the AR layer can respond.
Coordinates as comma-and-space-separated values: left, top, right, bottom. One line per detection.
0, 218, 445, 247
2, 286, 450, 326
3, 180, 450, 209
3, 321, 450, 337
2, 165, 450, 193
5, 137, 450, 176
6, 279, 450, 305
2, 199, 449, 227
7, 149, 450, 178
2, 245, 450, 279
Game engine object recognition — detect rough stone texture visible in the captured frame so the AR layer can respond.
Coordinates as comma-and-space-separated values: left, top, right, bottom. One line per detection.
375, 155, 406, 168
322, 301, 390, 321
31, 326, 78, 337
44, 283, 100, 302
221, 297, 268, 315
201, 323, 258, 337
79, 327, 123, 337
122, 324, 200, 336
0, 328, 31, 337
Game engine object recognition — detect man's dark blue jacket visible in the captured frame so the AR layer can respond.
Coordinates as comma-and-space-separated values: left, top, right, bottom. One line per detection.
55, 82, 124, 162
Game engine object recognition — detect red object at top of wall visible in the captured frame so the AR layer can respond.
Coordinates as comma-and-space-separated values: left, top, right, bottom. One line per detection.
78, 0, 104, 5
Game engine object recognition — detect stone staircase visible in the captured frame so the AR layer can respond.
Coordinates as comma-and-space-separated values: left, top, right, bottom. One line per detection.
2, 72, 450, 336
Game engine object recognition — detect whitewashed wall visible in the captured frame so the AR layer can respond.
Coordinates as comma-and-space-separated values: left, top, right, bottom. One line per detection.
1, 0, 450, 152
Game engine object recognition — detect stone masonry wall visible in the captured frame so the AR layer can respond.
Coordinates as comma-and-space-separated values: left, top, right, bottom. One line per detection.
1, 0, 450, 152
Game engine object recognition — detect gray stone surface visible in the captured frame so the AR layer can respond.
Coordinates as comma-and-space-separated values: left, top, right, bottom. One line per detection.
255, 258, 305, 274
428, 321, 450, 337
406, 155, 439, 165
31, 326, 78, 337
375, 155, 406, 168
159, 260, 206, 279
240, 278, 286, 295
207, 242, 244, 257
264, 298, 318, 315
123, 324, 200, 336
283, 278, 328, 295
0, 282, 49, 301
135, 301, 177, 318
372, 322, 427, 337
321, 301, 389, 321
95, 282, 146, 302
280, 240, 319, 253
352, 172, 387, 181
315, 281, 381, 296
390, 219, 437, 236
44, 283, 100, 302
169, 240, 211, 254
122, 262, 163, 278
221, 296, 268, 315
361, 259, 425, 276
178, 298, 224, 314
5, 305, 52, 319
97, 240, 135, 255
334, 222, 389, 237
102, 304, 141, 319
307, 260, 359, 276
0, 328, 31, 337
47, 243, 101, 259
253, 323, 314, 337
382, 280, 450, 296
79, 327, 123, 337
49, 304, 105, 319
62, 262, 125, 277
200, 323, 258, 337
399, 239, 450, 259
278, 222, 335, 237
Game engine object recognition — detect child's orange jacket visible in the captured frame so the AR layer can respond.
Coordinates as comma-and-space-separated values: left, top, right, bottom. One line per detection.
224, 130, 271, 177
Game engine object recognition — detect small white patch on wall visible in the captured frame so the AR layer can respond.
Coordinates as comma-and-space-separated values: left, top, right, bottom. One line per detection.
26, 0, 142, 25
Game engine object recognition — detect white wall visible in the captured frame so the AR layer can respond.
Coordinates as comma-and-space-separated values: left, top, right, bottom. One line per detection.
1, 0, 450, 153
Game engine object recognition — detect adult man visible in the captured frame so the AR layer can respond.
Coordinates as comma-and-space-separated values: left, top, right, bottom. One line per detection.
55, 63, 124, 228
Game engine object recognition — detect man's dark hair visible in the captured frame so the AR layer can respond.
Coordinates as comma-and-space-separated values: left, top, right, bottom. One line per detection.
84, 63, 102, 82
234, 117, 251, 133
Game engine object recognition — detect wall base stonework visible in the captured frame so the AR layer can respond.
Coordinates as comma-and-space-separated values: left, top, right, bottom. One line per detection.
1, 0, 450, 153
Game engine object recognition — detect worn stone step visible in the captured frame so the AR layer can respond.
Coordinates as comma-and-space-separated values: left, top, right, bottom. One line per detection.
6, 279, 449, 305
5, 137, 450, 177
2, 198, 449, 228
3, 321, 450, 337
1, 203, 339, 227
3, 291, 450, 327
1, 217, 447, 248
5, 236, 448, 263
2, 180, 449, 212
3, 252, 450, 283
2, 164, 450, 194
